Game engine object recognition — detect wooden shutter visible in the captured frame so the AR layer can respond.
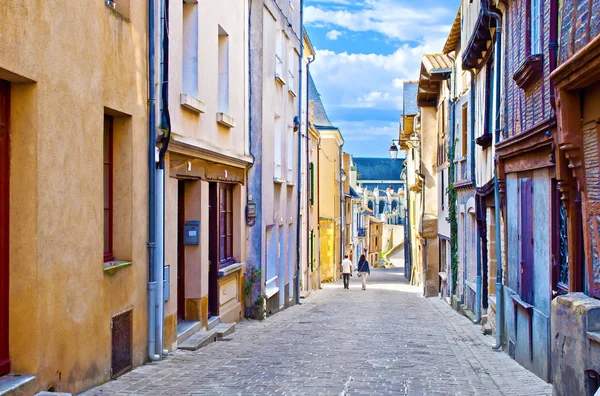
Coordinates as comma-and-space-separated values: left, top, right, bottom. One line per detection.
310, 162, 314, 205
520, 178, 534, 304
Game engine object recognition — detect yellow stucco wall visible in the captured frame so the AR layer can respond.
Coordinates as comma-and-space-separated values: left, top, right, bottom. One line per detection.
1, 1, 150, 393
319, 219, 337, 282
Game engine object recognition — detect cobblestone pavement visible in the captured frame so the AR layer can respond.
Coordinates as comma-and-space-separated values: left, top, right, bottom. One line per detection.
84, 267, 553, 396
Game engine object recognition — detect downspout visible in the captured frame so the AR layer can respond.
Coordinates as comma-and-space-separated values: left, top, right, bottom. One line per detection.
339, 145, 344, 276
155, 0, 171, 358
448, 53, 457, 295
304, 55, 315, 291
294, 0, 304, 305
147, 0, 160, 362
468, 68, 481, 320
468, 66, 482, 324
549, 0, 558, 114
481, 0, 505, 350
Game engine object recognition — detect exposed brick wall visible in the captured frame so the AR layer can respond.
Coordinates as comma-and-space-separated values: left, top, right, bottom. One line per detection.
559, 0, 600, 65
504, 0, 552, 139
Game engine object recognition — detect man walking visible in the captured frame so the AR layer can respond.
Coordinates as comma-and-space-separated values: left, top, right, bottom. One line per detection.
341, 254, 353, 289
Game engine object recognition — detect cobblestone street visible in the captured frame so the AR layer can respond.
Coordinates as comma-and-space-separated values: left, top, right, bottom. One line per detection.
85, 268, 552, 396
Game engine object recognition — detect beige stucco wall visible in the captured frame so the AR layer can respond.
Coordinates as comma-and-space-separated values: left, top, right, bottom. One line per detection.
162, 0, 250, 341
1, 1, 149, 393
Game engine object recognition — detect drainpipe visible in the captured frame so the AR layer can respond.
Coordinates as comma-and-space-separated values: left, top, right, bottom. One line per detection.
295, 0, 305, 305
481, 0, 505, 350
147, 0, 160, 362
549, 0, 558, 113
467, 69, 481, 322
304, 55, 315, 292
447, 53, 456, 295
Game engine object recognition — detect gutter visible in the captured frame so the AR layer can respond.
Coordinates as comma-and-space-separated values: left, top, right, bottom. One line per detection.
468, 68, 481, 324
304, 55, 316, 293
147, 0, 160, 362
481, 0, 505, 350
294, 0, 304, 305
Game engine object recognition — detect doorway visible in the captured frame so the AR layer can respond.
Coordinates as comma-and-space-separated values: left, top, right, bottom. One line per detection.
208, 183, 219, 318
177, 181, 186, 321
0, 80, 10, 375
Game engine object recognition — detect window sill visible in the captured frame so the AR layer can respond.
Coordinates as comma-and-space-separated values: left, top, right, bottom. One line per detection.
275, 74, 286, 86
181, 94, 206, 114
217, 112, 235, 128
513, 54, 543, 90
105, 2, 130, 22
288, 88, 297, 98
104, 260, 132, 276
286, 180, 295, 187
218, 262, 244, 278
588, 331, 600, 344
274, 177, 285, 184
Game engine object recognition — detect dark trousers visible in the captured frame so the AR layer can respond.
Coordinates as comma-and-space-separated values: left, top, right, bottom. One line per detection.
343, 273, 350, 289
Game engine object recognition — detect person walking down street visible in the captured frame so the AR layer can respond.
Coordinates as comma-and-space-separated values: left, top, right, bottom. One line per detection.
357, 254, 370, 290
341, 255, 353, 289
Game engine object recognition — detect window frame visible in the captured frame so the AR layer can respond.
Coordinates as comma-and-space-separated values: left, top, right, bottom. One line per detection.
104, 115, 114, 262
218, 183, 235, 267
529, 0, 542, 55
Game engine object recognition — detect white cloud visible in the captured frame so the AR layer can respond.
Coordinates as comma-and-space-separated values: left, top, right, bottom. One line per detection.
334, 120, 399, 141
311, 37, 446, 111
326, 29, 343, 40
305, 0, 453, 42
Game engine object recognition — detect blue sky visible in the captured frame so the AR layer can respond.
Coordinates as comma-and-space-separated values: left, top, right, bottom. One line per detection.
305, 0, 459, 157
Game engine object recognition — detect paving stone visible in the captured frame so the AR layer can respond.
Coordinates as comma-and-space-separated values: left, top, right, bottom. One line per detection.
84, 267, 552, 396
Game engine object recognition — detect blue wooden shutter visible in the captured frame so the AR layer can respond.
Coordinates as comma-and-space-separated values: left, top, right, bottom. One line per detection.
520, 178, 534, 304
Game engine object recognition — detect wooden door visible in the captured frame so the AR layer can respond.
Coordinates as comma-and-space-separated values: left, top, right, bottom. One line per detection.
0, 80, 10, 375
177, 181, 185, 320
208, 183, 219, 318
520, 178, 535, 305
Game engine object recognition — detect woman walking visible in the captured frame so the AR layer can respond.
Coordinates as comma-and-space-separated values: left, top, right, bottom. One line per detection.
357, 254, 370, 290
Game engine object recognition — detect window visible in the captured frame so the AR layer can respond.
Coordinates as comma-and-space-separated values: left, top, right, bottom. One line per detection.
461, 104, 468, 157
218, 26, 229, 114
530, 0, 541, 54
182, 1, 199, 97
104, 115, 114, 262
519, 178, 534, 304
441, 169, 445, 210
274, 116, 282, 179
287, 126, 294, 180
438, 99, 446, 165
275, 30, 284, 82
288, 45, 296, 94
219, 184, 234, 266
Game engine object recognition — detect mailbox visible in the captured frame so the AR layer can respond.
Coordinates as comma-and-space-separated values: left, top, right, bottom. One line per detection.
183, 221, 200, 245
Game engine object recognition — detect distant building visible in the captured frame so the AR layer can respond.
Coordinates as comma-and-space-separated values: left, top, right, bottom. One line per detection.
351, 157, 405, 224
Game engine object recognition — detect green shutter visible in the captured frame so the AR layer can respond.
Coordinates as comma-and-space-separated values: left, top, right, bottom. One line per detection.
310, 162, 315, 205
310, 230, 314, 272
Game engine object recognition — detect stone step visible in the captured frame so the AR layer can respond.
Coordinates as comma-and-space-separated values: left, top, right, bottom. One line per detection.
178, 330, 218, 351
214, 322, 236, 339
207, 316, 221, 331
36, 392, 72, 396
0, 375, 37, 396
176, 320, 202, 345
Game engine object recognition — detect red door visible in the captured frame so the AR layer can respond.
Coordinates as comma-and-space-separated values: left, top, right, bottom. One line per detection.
0, 80, 10, 375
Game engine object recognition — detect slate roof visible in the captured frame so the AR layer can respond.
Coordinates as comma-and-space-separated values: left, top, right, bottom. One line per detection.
349, 186, 361, 199
402, 82, 419, 117
308, 72, 334, 128
353, 157, 405, 181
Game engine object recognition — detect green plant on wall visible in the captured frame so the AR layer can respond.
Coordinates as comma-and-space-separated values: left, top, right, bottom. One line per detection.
244, 265, 261, 298
446, 138, 459, 294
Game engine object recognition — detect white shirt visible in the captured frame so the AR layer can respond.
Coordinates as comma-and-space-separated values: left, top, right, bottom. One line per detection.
341, 258, 353, 274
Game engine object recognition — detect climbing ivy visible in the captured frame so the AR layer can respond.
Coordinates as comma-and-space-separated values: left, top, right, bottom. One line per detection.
446, 138, 459, 294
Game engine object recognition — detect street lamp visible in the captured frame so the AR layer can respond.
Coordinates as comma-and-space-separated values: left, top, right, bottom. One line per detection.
389, 141, 399, 160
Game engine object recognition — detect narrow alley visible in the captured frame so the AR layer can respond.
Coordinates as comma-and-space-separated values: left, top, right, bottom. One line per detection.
85, 267, 551, 396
